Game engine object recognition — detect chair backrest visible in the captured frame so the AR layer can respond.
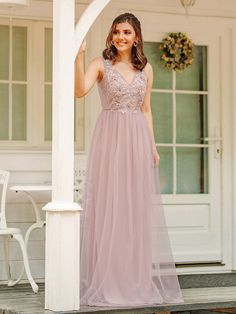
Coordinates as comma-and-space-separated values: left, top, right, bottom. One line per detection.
0, 170, 10, 229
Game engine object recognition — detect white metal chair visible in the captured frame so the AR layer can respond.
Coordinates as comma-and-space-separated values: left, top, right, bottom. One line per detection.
0, 170, 39, 293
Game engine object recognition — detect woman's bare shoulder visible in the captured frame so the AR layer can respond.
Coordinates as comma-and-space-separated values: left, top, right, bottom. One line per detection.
142, 62, 153, 89
143, 62, 153, 75
90, 56, 104, 70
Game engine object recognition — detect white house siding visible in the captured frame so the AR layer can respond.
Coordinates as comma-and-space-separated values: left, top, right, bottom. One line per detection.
0, 0, 236, 282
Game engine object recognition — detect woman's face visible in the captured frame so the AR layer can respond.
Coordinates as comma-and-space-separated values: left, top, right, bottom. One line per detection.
112, 22, 137, 53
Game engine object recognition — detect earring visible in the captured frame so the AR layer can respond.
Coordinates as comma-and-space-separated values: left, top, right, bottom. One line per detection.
133, 42, 137, 47
111, 40, 115, 46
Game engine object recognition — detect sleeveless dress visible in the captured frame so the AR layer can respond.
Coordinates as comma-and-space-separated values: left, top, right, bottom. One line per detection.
80, 57, 184, 307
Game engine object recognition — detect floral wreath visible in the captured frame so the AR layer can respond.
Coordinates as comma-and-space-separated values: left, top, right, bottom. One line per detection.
160, 32, 194, 71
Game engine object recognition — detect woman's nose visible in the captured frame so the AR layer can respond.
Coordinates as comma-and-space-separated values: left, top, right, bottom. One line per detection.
118, 32, 124, 39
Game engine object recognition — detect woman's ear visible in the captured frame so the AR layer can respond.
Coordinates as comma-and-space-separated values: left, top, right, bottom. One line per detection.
135, 36, 139, 44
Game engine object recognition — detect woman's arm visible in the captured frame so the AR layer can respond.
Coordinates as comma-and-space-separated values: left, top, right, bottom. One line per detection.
141, 63, 160, 166
74, 40, 103, 98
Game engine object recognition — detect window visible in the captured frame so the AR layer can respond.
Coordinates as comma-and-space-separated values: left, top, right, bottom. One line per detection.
144, 42, 208, 194
0, 19, 85, 151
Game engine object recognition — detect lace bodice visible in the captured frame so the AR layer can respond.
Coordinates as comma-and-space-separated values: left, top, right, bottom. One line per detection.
98, 58, 148, 114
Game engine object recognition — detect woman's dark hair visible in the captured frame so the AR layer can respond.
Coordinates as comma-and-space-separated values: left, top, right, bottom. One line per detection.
102, 13, 147, 71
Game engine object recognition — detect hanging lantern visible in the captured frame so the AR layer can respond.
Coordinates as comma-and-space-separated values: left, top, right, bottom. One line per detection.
180, 0, 196, 15
0, 0, 29, 9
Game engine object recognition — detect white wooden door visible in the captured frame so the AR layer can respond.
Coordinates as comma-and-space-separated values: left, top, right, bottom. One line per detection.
142, 13, 223, 264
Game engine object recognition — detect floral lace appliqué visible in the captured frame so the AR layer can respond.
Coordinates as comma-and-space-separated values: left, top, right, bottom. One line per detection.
98, 59, 148, 114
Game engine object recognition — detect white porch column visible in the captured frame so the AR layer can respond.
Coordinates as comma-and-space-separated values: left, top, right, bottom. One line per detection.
43, 0, 81, 311
41, 0, 113, 311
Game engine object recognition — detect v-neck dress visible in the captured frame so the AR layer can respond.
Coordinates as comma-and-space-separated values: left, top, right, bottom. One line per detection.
80, 57, 184, 307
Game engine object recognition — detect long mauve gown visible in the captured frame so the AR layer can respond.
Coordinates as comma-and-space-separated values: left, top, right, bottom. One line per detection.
80, 57, 184, 307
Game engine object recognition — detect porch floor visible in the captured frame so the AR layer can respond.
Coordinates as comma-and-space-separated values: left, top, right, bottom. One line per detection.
1, 284, 236, 314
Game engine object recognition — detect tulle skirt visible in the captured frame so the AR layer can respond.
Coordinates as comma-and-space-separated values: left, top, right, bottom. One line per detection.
80, 109, 184, 307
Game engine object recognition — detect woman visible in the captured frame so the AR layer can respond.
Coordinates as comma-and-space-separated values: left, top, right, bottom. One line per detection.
75, 12, 184, 307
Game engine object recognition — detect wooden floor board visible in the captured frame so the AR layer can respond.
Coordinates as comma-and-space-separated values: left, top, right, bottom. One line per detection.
1, 285, 236, 314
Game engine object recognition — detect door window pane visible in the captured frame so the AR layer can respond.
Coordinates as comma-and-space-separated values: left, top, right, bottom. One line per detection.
151, 92, 172, 143
176, 94, 208, 144
177, 148, 208, 194
0, 26, 9, 80
176, 46, 207, 91
144, 42, 172, 90
159, 147, 173, 194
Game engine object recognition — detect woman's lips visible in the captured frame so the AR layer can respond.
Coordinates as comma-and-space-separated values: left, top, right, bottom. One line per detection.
117, 42, 127, 45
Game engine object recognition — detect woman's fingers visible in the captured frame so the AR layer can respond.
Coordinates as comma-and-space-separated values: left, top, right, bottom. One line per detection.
154, 152, 160, 167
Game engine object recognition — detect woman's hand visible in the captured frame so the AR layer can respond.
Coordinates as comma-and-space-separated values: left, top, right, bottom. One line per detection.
152, 146, 160, 167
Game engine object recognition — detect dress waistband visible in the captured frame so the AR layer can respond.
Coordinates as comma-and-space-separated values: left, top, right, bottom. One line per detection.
102, 108, 141, 114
